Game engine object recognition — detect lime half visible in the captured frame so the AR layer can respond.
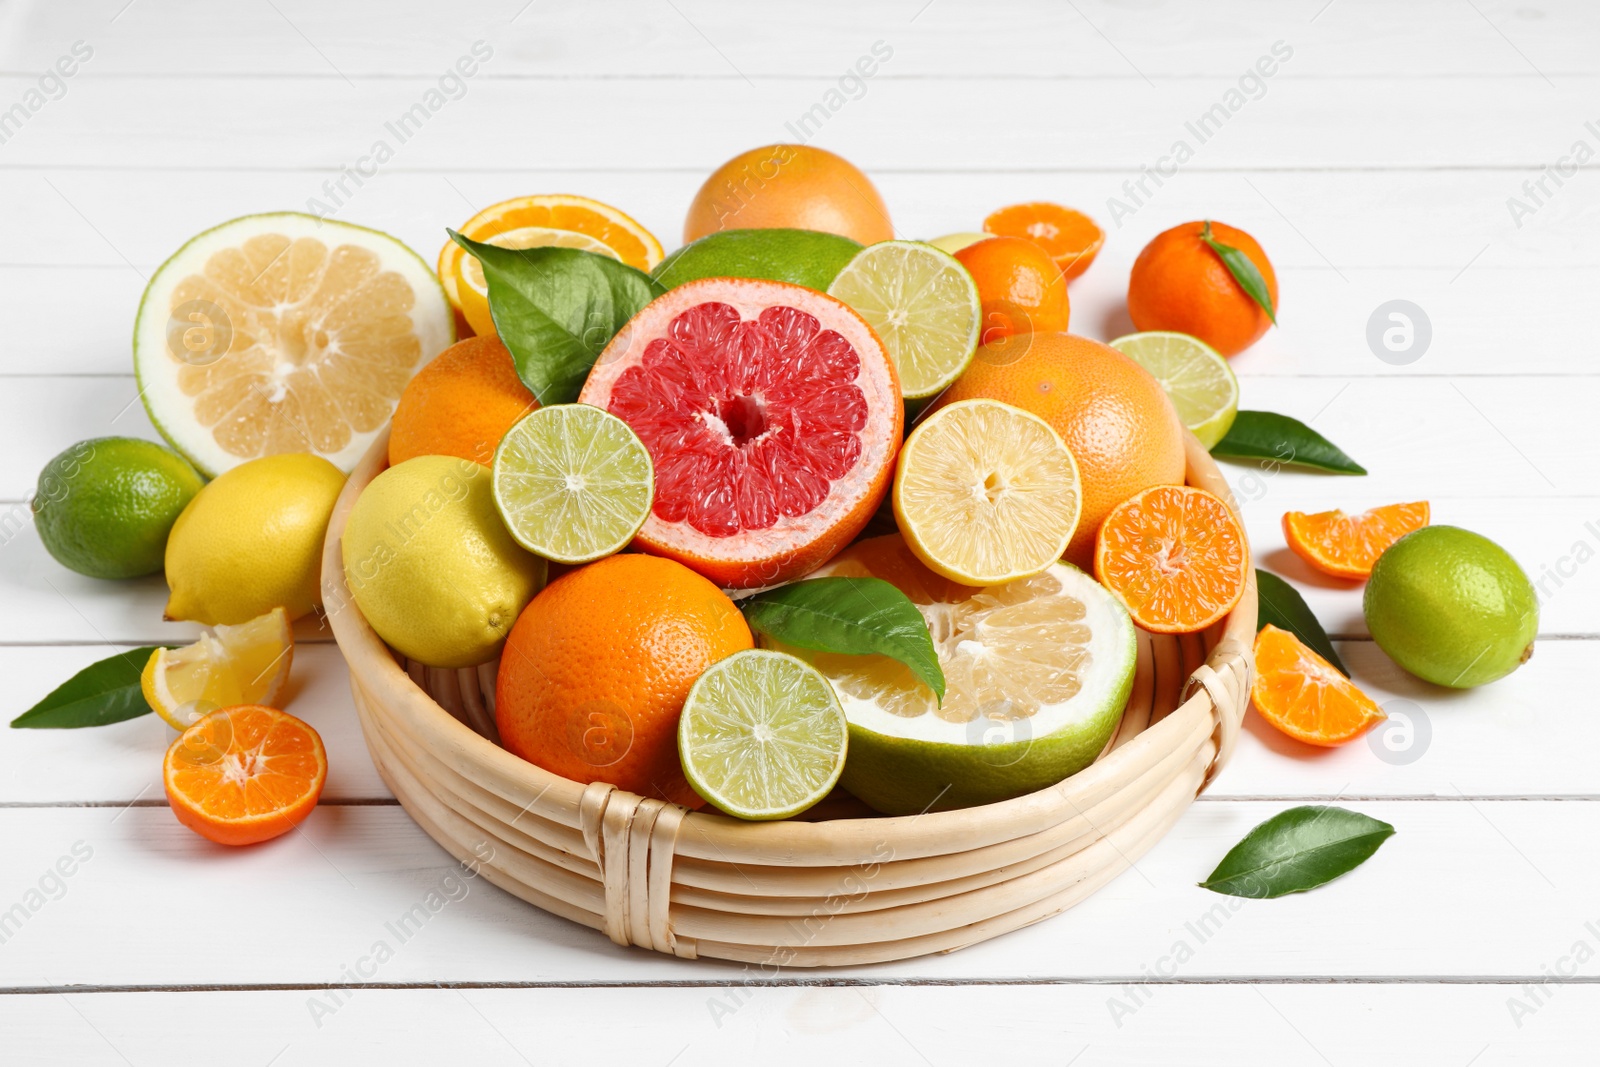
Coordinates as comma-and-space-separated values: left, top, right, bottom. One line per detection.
678, 649, 848, 820
1110, 331, 1239, 449
829, 240, 982, 399
492, 404, 654, 564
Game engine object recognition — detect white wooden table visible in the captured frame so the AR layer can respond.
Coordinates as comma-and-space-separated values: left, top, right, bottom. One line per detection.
3, 1, 1596, 1062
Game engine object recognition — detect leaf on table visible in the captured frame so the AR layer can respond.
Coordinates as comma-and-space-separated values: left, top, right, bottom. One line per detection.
447, 230, 664, 405
1255, 569, 1347, 676
11, 647, 164, 728
1200, 805, 1395, 898
1211, 410, 1366, 474
741, 577, 945, 702
1201, 219, 1276, 325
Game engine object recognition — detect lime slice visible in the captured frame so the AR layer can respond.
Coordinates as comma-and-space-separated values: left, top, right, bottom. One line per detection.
1109, 331, 1239, 449
134, 212, 454, 477
828, 240, 981, 399
892, 398, 1081, 586
491, 404, 654, 564
678, 649, 848, 820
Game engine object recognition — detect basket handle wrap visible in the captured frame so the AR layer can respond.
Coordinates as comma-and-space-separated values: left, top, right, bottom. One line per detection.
1182, 637, 1254, 794
577, 781, 697, 958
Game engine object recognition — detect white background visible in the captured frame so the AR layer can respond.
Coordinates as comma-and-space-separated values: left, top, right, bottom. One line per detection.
2, 1, 1598, 1063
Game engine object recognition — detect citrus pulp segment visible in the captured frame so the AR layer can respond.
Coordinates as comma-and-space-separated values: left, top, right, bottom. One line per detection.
1109, 331, 1239, 449
576, 277, 903, 589
134, 212, 454, 477
678, 649, 848, 820
1283, 501, 1430, 580
827, 240, 981, 398
893, 399, 1081, 586
769, 535, 1136, 815
492, 404, 654, 564
141, 607, 294, 730
1253, 625, 1386, 746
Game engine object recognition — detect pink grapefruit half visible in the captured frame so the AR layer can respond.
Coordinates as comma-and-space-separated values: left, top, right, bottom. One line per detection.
578, 277, 902, 589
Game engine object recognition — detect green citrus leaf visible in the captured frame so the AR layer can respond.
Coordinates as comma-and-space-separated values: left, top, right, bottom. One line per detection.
741, 577, 945, 702
1211, 410, 1366, 474
1200, 805, 1395, 898
1201, 220, 1276, 325
11, 647, 164, 729
1255, 569, 1347, 676
447, 230, 664, 405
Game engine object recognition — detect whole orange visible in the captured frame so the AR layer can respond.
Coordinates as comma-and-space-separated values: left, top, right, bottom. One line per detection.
683, 144, 894, 246
1127, 220, 1277, 357
934, 333, 1186, 568
388, 336, 537, 467
953, 236, 1070, 346
495, 554, 754, 807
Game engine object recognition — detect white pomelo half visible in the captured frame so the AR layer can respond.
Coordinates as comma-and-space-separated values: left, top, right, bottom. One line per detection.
134, 212, 454, 476
769, 534, 1137, 815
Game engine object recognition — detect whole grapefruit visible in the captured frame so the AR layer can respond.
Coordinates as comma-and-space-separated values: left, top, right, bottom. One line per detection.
934, 333, 1187, 568
683, 144, 894, 246
495, 554, 754, 807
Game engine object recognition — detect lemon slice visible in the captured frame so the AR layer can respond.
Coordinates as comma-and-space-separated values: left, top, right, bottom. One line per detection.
457, 226, 622, 338
141, 607, 294, 730
768, 534, 1137, 815
893, 398, 1082, 585
491, 404, 654, 564
134, 213, 455, 477
678, 649, 848, 820
1109, 331, 1239, 449
828, 240, 981, 398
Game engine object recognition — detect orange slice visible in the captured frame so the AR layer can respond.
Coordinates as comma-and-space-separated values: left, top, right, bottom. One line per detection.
1283, 501, 1430, 580
134, 213, 456, 476
1252, 624, 1386, 746
163, 704, 328, 846
437, 193, 664, 309
983, 202, 1105, 281
1094, 484, 1248, 634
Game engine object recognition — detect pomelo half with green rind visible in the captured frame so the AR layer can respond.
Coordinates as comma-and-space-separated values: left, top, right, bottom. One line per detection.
767, 534, 1137, 815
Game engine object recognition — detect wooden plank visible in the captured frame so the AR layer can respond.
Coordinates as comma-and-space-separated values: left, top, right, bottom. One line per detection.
5, 982, 1596, 1065
1, 72, 1592, 172
0, 800, 1588, 986
5, 0, 1596, 79
2, 643, 386, 802
5, 636, 1595, 805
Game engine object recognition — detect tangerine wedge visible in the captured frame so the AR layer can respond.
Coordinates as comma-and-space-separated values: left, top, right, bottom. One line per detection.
1283, 501, 1430, 580
1094, 485, 1248, 634
164, 704, 327, 846
1252, 624, 1386, 747
983, 202, 1105, 281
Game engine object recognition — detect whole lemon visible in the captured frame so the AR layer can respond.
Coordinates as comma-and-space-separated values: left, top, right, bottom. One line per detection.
164, 453, 345, 624
1363, 526, 1538, 689
342, 456, 545, 668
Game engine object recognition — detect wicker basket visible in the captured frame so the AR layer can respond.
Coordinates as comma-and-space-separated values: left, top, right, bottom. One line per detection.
321, 430, 1255, 967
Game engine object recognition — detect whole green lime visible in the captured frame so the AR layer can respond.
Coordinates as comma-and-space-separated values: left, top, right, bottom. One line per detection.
32, 437, 206, 580
1363, 525, 1538, 688
651, 228, 863, 292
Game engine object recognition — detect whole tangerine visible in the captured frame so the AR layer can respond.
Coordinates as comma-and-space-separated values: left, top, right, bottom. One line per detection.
683, 144, 894, 246
388, 335, 537, 468
953, 236, 1070, 346
933, 332, 1187, 568
1127, 220, 1277, 357
495, 554, 754, 807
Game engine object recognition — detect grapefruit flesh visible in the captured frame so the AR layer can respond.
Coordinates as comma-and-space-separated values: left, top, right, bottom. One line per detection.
578, 278, 902, 588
